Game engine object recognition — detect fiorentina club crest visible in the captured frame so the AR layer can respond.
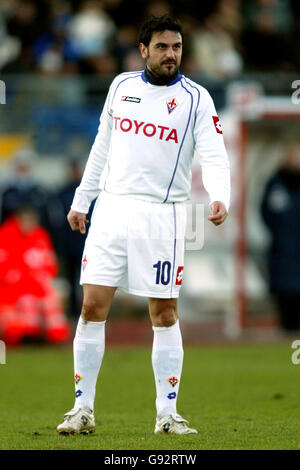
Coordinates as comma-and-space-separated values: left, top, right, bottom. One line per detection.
167, 376, 179, 388
74, 373, 82, 385
167, 97, 178, 114
175, 266, 184, 285
82, 255, 88, 270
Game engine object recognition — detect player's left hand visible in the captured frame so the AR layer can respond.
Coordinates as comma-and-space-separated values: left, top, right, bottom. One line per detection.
208, 201, 228, 226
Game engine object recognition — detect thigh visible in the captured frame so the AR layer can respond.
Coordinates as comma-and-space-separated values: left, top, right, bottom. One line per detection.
127, 201, 186, 299
82, 284, 117, 321
80, 192, 128, 289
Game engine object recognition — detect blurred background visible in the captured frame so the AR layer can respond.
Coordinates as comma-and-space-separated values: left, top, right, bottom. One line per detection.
0, 0, 299, 347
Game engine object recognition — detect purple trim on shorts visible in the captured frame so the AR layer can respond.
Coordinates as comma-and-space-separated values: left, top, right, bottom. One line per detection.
170, 203, 177, 298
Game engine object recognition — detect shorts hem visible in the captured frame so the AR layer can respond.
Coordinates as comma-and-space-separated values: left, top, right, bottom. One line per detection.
80, 278, 180, 299
80, 278, 121, 288
122, 287, 180, 299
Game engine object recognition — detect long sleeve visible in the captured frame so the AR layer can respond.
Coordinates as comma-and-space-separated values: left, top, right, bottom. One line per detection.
71, 84, 114, 213
194, 89, 230, 211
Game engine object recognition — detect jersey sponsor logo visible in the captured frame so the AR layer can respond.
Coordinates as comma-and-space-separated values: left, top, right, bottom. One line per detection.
212, 116, 223, 134
121, 96, 141, 103
113, 116, 178, 143
167, 376, 179, 388
175, 266, 184, 285
82, 255, 88, 270
167, 97, 178, 114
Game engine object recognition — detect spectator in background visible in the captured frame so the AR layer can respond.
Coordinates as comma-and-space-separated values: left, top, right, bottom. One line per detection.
290, 0, 300, 69
191, 13, 243, 80
144, 0, 173, 19
244, 0, 293, 35
67, 0, 117, 74
4, 0, 50, 72
0, 12, 21, 71
0, 148, 54, 239
113, 24, 145, 72
261, 139, 300, 332
0, 0, 298, 74
215, 0, 242, 42
242, 0, 294, 71
34, 0, 80, 75
0, 204, 71, 345
54, 159, 93, 320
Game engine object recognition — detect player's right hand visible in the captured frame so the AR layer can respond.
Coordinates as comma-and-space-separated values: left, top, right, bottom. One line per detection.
67, 209, 89, 234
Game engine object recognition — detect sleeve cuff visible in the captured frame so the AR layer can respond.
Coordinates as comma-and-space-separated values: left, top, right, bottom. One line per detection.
71, 188, 100, 214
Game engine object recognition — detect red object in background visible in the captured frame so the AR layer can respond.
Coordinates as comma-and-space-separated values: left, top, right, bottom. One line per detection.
0, 216, 71, 345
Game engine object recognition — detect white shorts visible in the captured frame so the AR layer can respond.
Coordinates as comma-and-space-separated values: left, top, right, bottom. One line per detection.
80, 191, 187, 298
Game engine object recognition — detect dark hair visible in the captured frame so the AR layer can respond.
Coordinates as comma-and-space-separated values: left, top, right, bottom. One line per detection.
15, 203, 38, 217
138, 15, 183, 47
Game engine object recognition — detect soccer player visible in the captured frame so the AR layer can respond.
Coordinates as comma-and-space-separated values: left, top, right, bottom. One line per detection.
57, 15, 230, 436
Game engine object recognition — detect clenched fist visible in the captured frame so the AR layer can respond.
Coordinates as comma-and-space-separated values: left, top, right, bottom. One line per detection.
208, 201, 228, 226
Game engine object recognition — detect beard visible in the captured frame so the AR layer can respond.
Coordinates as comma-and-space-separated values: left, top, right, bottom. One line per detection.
146, 55, 180, 79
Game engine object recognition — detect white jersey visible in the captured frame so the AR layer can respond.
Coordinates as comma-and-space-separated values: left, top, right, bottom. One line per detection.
71, 70, 230, 213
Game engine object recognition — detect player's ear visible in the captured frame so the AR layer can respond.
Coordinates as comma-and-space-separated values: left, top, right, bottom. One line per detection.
139, 43, 148, 59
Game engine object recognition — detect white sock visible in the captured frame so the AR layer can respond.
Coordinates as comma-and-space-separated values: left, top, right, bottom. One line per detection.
73, 316, 105, 412
152, 320, 184, 418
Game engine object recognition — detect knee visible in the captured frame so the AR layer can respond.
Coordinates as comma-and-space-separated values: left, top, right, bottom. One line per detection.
155, 307, 177, 327
81, 298, 105, 321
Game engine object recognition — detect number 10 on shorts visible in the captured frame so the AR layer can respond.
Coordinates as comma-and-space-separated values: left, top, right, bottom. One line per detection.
153, 261, 183, 286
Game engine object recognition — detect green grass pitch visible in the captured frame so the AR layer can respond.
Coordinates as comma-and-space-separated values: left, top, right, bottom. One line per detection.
0, 342, 299, 450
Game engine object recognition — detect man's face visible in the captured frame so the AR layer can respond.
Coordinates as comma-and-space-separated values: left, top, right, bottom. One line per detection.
18, 211, 39, 235
139, 30, 182, 79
